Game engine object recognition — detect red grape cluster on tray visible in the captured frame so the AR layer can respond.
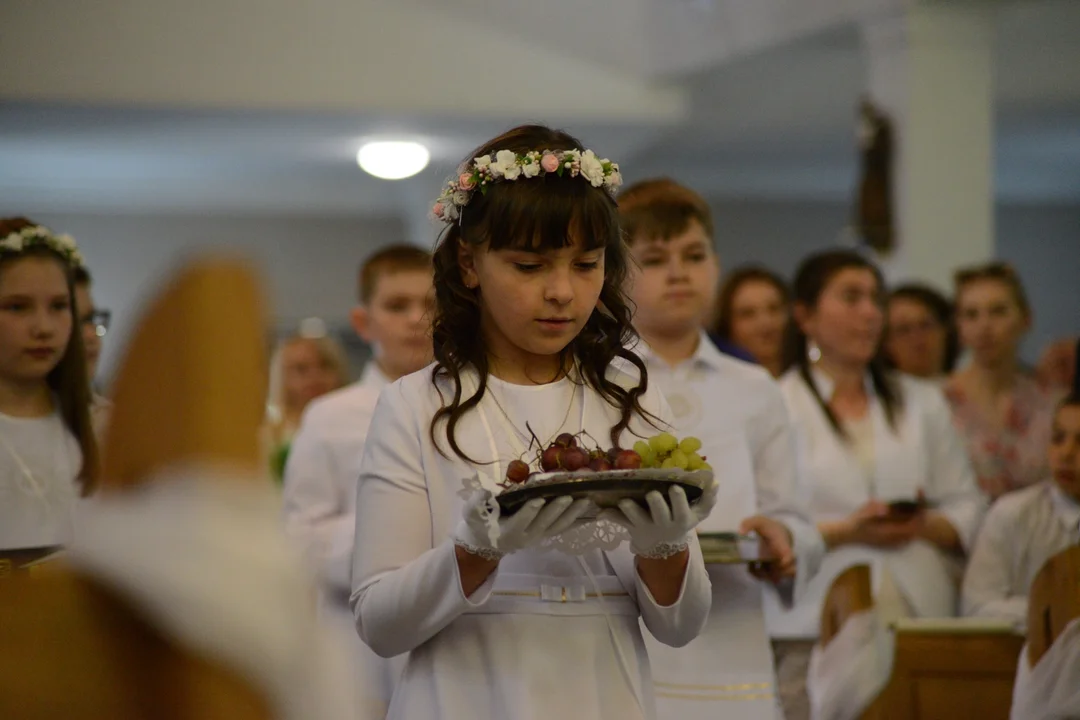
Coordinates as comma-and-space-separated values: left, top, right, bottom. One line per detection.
500, 429, 711, 490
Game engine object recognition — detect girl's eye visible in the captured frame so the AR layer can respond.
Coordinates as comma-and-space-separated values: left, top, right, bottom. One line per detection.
513, 263, 542, 273
639, 256, 665, 267
576, 261, 600, 271
52, 300, 70, 312
685, 253, 707, 263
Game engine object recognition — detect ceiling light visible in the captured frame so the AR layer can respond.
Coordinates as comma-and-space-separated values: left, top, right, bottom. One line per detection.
356, 141, 430, 180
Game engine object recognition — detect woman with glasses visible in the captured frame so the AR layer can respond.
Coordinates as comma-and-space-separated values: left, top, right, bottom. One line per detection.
883, 284, 958, 381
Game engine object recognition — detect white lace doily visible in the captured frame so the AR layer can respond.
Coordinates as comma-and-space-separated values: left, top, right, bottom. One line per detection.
457, 473, 630, 556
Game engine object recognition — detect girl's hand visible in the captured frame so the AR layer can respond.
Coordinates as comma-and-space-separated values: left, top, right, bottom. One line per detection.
821, 499, 926, 549
454, 489, 590, 560
600, 482, 719, 559
739, 515, 796, 583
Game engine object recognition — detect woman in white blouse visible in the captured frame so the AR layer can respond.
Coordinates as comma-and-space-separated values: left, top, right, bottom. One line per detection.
765, 250, 986, 720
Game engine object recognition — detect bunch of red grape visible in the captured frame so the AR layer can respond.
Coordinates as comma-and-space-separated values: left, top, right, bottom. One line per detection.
502, 430, 707, 487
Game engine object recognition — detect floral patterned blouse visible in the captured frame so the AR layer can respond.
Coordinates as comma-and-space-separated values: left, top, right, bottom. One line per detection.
944, 375, 1059, 501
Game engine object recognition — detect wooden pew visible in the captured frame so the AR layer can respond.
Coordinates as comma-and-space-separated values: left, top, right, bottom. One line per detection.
0, 259, 272, 720
819, 565, 1025, 720
1027, 545, 1080, 667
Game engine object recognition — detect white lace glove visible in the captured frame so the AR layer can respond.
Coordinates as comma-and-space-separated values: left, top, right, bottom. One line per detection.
599, 482, 719, 559
454, 489, 592, 561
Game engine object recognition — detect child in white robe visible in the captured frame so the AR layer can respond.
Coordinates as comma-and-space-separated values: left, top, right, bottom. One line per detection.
283, 244, 434, 717
619, 179, 824, 720
962, 388, 1080, 629
349, 125, 717, 720
0, 218, 98, 555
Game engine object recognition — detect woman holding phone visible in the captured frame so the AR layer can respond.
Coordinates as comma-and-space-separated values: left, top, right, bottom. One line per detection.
764, 250, 986, 720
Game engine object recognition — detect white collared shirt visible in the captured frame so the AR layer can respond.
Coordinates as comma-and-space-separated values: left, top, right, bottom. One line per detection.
962, 480, 1080, 629
282, 361, 389, 592
766, 367, 986, 638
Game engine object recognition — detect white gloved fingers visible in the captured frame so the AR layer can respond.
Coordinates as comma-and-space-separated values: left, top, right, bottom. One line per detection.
543, 497, 592, 537
668, 485, 692, 528
502, 498, 547, 536
692, 481, 719, 522
618, 498, 652, 528
526, 495, 574, 537
644, 490, 672, 527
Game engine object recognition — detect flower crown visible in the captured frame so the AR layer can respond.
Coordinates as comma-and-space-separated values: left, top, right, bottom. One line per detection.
0, 225, 85, 269
432, 148, 623, 225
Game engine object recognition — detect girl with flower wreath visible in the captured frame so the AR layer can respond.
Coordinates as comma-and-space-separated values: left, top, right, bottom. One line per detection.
349, 125, 717, 720
0, 217, 98, 557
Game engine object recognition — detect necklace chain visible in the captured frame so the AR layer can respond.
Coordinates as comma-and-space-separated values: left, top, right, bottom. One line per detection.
485, 379, 576, 458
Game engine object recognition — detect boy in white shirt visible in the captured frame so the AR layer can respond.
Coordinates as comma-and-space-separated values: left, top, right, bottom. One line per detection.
962, 388, 1080, 629
282, 244, 433, 719
619, 179, 824, 720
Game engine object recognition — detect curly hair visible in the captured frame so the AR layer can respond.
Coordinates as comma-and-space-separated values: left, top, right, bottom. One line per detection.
428, 124, 654, 461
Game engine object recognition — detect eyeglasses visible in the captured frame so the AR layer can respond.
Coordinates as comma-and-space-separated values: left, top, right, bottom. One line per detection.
81, 309, 111, 338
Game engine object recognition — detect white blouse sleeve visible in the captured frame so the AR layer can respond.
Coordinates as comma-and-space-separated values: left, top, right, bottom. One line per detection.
349, 383, 498, 659
961, 502, 1029, 626
920, 383, 987, 552
282, 410, 355, 592
752, 382, 825, 604
623, 378, 712, 647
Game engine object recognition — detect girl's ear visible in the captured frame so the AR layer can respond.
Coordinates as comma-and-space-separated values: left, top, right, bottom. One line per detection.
457, 239, 479, 289
792, 301, 815, 337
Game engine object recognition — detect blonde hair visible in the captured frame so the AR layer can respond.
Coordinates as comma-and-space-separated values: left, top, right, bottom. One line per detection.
265, 334, 348, 426
954, 261, 1031, 318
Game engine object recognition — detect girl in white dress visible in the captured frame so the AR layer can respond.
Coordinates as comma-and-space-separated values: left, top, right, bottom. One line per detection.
349, 125, 716, 720
0, 217, 98, 555
765, 250, 985, 720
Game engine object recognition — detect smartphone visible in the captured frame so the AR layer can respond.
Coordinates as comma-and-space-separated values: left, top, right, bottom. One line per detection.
886, 499, 925, 519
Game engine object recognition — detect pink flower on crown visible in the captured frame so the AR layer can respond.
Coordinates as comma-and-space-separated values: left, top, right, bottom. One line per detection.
540, 153, 559, 173
433, 202, 445, 218
459, 173, 476, 191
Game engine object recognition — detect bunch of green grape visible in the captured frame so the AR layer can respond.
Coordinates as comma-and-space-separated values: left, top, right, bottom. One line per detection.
632, 432, 711, 471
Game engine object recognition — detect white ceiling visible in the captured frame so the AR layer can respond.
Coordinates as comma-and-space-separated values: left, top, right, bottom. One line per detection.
1, 0, 1078, 219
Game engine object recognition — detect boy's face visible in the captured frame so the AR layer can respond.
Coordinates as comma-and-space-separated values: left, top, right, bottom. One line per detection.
1049, 404, 1080, 502
626, 219, 719, 339
353, 269, 435, 378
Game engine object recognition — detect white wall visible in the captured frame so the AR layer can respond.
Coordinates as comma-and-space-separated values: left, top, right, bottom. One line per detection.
21, 212, 408, 384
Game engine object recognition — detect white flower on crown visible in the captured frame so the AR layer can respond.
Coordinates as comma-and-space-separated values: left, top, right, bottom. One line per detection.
452, 190, 470, 206
475, 155, 492, 171
491, 149, 520, 180
71, 250, 86, 267
54, 233, 77, 251
21, 225, 44, 238
521, 151, 542, 178
604, 166, 623, 189
0, 235, 24, 252
580, 150, 606, 188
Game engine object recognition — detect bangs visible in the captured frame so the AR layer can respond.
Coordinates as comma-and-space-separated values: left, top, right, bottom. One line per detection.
470, 174, 618, 254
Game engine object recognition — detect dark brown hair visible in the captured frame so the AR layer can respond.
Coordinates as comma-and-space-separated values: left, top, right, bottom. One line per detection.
711, 265, 791, 342
954, 261, 1031, 318
616, 177, 714, 243
886, 283, 960, 373
358, 244, 432, 304
0, 217, 99, 493
784, 249, 901, 438
429, 124, 653, 461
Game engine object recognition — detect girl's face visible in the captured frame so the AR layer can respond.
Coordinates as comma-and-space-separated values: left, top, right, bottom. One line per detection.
885, 297, 949, 378
1049, 404, 1080, 502
955, 279, 1028, 367
729, 279, 788, 363
0, 256, 73, 384
460, 234, 605, 379
797, 267, 884, 369
280, 339, 341, 412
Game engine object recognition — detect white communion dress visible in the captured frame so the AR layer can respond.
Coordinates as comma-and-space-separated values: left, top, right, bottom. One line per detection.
350, 364, 712, 720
